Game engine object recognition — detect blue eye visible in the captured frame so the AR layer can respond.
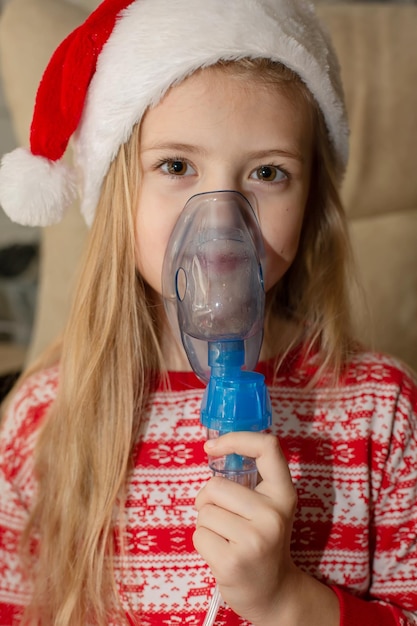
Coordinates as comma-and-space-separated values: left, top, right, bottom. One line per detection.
251, 165, 287, 182
161, 160, 195, 176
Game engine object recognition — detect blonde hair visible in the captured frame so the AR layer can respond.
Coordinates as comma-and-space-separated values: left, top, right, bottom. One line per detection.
14, 59, 357, 624
20, 127, 165, 624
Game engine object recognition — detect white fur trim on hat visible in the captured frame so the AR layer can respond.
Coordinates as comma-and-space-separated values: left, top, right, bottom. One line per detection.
0, 148, 77, 226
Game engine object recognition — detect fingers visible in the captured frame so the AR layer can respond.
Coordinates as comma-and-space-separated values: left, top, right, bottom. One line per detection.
195, 480, 289, 556
194, 493, 253, 550
194, 431, 297, 562
204, 431, 296, 507
193, 432, 298, 620
195, 478, 260, 530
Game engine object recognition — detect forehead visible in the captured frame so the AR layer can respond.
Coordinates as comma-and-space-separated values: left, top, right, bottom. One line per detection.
156, 61, 311, 110
141, 64, 314, 149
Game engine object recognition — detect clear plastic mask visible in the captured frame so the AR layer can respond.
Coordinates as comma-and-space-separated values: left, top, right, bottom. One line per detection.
162, 190, 265, 382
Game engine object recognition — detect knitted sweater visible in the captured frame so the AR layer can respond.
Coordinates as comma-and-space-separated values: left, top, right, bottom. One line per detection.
0, 349, 416, 625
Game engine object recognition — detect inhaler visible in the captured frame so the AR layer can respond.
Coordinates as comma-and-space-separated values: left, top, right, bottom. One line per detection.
162, 191, 272, 624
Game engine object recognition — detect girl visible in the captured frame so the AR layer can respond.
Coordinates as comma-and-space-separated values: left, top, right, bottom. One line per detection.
0, 1, 416, 625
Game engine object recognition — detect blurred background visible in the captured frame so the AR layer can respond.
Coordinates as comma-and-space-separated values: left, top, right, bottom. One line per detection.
0, 1, 39, 395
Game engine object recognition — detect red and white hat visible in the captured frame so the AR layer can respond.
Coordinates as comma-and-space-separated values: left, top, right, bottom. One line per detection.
0, 0, 349, 227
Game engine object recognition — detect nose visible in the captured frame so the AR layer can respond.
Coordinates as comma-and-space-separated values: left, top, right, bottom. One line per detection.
197, 163, 243, 197
179, 191, 265, 274
196, 175, 258, 222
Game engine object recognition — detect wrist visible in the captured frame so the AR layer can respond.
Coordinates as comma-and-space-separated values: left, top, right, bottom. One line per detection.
254, 567, 340, 626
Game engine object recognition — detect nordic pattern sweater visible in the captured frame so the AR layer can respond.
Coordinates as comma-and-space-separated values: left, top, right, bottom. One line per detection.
0, 348, 416, 625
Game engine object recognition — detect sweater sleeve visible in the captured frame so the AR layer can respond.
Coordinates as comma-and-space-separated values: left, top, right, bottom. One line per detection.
0, 367, 58, 621
334, 364, 417, 626
331, 586, 416, 626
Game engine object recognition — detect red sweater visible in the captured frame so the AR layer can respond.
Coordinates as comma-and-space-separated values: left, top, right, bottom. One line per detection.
0, 349, 416, 625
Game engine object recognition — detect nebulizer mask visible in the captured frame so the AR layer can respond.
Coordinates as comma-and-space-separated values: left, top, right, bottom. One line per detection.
162, 190, 272, 624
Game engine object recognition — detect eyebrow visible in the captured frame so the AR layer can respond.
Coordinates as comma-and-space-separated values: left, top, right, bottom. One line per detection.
141, 142, 305, 163
245, 148, 305, 163
140, 142, 208, 156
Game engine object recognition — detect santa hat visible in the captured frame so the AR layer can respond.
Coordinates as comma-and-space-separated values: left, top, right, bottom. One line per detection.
0, 0, 349, 228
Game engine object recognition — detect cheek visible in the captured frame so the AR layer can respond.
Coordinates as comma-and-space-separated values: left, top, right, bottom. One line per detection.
261, 210, 305, 291
134, 206, 174, 290
263, 245, 293, 292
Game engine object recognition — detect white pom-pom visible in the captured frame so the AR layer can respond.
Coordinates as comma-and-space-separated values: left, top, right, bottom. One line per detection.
0, 147, 77, 227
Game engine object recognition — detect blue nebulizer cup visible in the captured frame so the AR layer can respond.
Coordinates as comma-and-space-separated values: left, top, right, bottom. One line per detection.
162, 190, 272, 485
201, 340, 271, 489
162, 190, 272, 624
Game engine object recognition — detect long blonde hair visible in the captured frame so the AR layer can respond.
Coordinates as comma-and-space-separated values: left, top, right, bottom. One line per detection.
20, 127, 165, 624
16, 59, 356, 624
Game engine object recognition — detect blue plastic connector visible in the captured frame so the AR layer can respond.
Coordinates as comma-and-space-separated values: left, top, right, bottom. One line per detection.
201, 340, 271, 433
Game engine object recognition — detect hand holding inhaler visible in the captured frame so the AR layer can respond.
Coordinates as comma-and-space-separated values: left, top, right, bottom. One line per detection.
163, 191, 299, 624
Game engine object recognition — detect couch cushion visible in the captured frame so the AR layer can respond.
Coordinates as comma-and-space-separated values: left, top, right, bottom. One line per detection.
349, 211, 417, 370
318, 4, 417, 220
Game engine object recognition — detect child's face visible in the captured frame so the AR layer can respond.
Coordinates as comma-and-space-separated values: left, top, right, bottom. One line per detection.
135, 66, 313, 295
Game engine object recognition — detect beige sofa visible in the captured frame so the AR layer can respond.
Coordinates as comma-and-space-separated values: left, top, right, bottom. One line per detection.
0, 0, 416, 372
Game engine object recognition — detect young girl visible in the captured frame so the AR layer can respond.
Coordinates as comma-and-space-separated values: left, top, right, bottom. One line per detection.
0, 0, 416, 624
